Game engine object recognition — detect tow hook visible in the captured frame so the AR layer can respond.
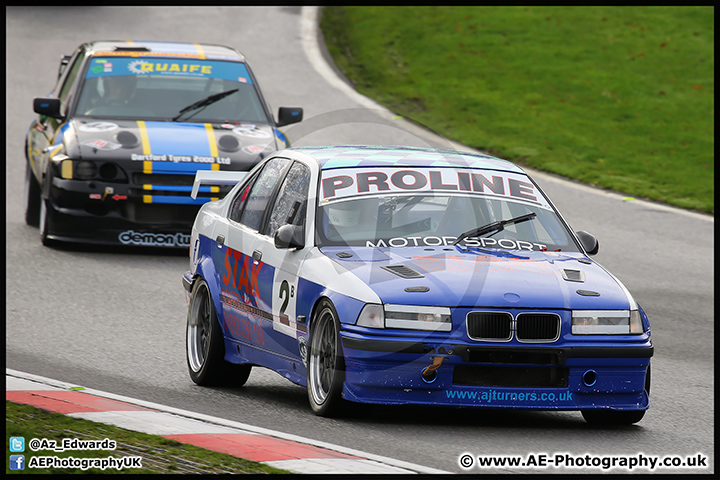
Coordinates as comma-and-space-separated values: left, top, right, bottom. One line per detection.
421, 356, 445, 383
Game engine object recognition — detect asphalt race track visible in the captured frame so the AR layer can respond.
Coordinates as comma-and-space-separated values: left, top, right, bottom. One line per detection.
5, 6, 714, 474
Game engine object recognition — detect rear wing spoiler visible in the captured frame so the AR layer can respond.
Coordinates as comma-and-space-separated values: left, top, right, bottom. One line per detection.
191, 170, 249, 199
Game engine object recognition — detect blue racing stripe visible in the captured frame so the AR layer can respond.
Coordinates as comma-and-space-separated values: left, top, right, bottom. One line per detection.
145, 185, 217, 193
143, 122, 213, 157
147, 162, 216, 174
147, 196, 214, 205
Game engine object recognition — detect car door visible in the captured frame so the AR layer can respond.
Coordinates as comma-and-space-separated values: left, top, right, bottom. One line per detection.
212, 156, 291, 352
254, 160, 312, 361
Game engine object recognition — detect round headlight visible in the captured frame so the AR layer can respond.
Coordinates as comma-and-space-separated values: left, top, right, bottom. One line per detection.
76, 161, 97, 180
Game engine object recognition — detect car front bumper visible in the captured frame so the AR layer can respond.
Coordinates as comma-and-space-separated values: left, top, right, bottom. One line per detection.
43, 176, 211, 247
340, 330, 652, 411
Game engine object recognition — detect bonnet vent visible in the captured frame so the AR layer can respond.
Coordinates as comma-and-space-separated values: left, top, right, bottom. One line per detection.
381, 265, 424, 279
561, 269, 586, 282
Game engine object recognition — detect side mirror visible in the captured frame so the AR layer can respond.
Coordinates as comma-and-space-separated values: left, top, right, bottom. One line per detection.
277, 107, 303, 127
575, 230, 599, 256
33, 98, 62, 119
274, 224, 305, 250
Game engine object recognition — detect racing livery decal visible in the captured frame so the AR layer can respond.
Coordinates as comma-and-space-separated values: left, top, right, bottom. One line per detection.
213, 245, 273, 345
118, 230, 190, 247
87, 57, 254, 83
272, 269, 300, 339
320, 167, 551, 209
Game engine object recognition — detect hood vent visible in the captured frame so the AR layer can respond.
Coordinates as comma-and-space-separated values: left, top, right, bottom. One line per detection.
405, 286, 430, 292
577, 289, 600, 297
561, 269, 585, 282
381, 265, 424, 279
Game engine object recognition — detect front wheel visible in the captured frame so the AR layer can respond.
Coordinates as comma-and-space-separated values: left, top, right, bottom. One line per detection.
307, 299, 345, 416
25, 163, 42, 227
39, 198, 56, 247
581, 409, 646, 425
186, 277, 251, 387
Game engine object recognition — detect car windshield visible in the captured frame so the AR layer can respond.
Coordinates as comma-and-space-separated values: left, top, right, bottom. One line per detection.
316, 167, 580, 252
74, 56, 269, 123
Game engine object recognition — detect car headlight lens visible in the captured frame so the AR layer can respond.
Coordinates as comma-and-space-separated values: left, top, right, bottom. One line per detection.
385, 304, 452, 332
356, 304, 452, 331
572, 310, 644, 335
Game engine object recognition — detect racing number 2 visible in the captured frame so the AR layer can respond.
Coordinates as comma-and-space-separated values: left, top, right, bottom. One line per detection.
279, 280, 294, 321
272, 272, 298, 338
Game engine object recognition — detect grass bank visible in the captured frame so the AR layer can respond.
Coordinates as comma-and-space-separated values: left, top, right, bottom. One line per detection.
6, 401, 290, 474
320, 6, 714, 213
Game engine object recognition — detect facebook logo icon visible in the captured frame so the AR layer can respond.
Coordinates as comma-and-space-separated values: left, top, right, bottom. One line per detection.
10, 455, 25, 470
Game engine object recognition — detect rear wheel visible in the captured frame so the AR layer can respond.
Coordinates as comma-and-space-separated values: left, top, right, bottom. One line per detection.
307, 299, 345, 416
186, 277, 251, 386
25, 163, 42, 227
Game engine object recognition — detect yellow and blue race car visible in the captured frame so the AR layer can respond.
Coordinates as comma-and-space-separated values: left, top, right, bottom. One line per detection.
183, 145, 653, 424
25, 40, 302, 247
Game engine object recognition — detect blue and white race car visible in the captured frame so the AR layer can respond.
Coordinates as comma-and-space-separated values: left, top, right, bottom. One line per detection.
182, 145, 653, 423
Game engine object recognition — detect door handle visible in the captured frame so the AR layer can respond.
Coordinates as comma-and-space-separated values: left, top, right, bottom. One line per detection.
252, 250, 262, 262
216, 234, 225, 246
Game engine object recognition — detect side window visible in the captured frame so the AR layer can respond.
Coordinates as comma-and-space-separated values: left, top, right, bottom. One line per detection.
57, 51, 85, 115
228, 169, 261, 223
238, 157, 289, 231
263, 162, 311, 237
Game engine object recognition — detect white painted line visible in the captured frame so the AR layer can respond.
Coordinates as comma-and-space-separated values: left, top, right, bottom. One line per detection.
266, 458, 415, 474
6, 376, 65, 391
69, 410, 251, 436
6, 369, 450, 474
299, 6, 713, 223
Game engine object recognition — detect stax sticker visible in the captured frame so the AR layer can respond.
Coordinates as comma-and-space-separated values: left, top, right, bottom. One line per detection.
320, 167, 551, 209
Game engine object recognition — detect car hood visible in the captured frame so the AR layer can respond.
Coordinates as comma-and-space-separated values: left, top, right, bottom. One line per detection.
320, 246, 633, 310
67, 118, 278, 170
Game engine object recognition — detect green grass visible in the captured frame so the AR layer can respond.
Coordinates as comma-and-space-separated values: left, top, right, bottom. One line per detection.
320, 6, 714, 213
6, 401, 291, 474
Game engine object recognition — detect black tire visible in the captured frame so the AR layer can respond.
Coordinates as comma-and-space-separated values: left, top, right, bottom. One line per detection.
39, 197, 56, 247
186, 277, 251, 387
581, 408, 646, 425
25, 163, 42, 227
307, 299, 345, 416
581, 364, 650, 425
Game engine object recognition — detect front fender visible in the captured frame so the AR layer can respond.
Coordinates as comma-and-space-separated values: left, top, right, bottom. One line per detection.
298, 278, 368, 335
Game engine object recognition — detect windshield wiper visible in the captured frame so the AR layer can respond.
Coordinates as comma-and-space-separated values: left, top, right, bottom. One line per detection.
172, 88, 238, 121
453, 212, 537, 246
